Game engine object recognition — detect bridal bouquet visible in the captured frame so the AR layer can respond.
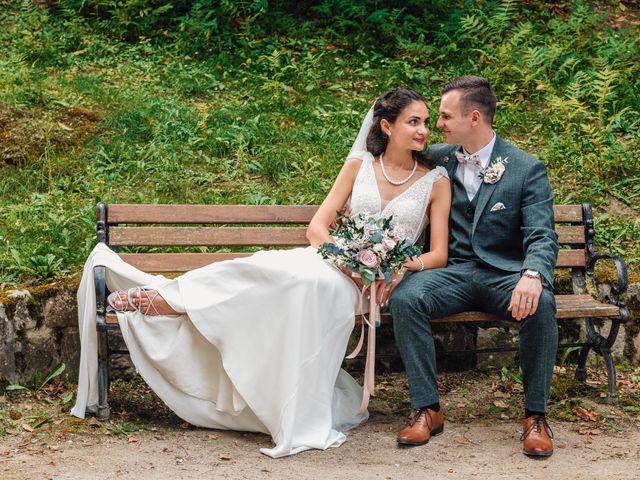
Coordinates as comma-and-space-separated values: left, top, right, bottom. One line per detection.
318, 212, 420, 285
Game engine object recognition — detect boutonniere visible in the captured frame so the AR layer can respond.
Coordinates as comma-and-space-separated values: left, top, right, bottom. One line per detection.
442, 155, 449, 165
479, 156, 508, 184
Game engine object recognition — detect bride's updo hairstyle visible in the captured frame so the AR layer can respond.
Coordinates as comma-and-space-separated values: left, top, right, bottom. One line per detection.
366, 88, 435, 168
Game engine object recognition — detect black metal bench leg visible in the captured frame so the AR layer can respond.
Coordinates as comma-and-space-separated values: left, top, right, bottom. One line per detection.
602, 349, 617, 401
574, 345, 591, 382
97, 327, 111, 420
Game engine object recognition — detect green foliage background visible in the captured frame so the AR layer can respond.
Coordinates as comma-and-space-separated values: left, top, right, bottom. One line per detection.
0, 0, 638, 285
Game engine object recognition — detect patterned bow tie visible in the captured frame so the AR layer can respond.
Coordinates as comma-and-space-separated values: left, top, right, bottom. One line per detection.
455, 151, 482, 167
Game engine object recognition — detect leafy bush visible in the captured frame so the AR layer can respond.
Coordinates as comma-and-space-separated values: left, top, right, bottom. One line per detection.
0, 0, 638, 285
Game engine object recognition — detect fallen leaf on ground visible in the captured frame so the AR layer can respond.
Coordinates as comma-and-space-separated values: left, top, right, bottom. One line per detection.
127, 436, 140, 443
21, 424, 34, 432
207, 434, 219, 440
220, 454, 231, 461
88, 418, 101, 427
30, 416, 50, 429
493, 400, 509, 409
572, 426, 602, 435
574, 406, 598, 422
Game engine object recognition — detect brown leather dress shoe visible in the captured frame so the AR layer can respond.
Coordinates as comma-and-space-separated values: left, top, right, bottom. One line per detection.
521, 415, 554, 457
397, 408, 444, 446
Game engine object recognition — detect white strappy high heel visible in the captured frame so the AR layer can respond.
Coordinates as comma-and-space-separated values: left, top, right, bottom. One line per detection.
106, 287, 164, 316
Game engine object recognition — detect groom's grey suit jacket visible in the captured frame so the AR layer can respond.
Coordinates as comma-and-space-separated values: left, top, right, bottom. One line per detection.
425, 135, 559, 285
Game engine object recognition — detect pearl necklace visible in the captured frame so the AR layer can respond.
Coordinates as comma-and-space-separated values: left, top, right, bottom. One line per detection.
379, 152, 418, 186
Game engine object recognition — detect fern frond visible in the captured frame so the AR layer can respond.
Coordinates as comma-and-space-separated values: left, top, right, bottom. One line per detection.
507, 21, 535, 47
592, 68, 620, 127
488, 0, 519, 39
554, 57, 580, 83
460, 14, 483, 35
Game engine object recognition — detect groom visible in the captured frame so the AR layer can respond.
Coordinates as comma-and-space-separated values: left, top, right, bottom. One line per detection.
389, 76, 559, 457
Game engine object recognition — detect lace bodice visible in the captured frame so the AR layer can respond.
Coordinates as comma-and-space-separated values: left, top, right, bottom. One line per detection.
349, 153, 448, 244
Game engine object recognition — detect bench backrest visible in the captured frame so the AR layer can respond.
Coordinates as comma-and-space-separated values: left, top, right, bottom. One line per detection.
97, 203, 593, 274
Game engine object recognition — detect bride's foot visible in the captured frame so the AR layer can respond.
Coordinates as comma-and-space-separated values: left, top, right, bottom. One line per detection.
107, 288, 183, 316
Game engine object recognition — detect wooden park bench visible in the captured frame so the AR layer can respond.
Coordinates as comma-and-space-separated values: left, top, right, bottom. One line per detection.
93, 202, 629, 420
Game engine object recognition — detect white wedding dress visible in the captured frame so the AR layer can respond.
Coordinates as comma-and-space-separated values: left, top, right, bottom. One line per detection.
72, 154, 447, 458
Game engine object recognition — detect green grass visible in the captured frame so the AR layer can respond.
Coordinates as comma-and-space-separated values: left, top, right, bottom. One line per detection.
0, 0, 639, 285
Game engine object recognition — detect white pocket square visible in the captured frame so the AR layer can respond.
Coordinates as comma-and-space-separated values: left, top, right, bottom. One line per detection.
490, 202, 506, 212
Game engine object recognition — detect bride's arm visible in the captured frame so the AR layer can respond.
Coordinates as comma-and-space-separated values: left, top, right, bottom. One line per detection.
306, 158, 362, 248
405, 176, 451, 271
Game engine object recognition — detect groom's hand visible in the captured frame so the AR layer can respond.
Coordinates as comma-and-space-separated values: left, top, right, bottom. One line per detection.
508, 276, 542, 320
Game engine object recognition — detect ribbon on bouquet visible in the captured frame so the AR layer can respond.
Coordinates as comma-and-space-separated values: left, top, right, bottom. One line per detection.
345, 282, 380, 416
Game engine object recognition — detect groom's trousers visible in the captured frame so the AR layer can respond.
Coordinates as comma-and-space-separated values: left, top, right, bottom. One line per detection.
389, 261, 558, 413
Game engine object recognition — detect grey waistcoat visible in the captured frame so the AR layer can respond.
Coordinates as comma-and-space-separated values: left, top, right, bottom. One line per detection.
448, 174, 481, 264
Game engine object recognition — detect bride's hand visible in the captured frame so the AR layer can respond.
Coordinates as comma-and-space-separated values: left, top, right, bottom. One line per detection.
376, 269, 406, 306
351, 274, 365, 290
340, 266, 365, 289
402, 255, 424, 272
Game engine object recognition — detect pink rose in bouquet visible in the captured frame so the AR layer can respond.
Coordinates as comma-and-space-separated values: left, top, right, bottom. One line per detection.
382, 238, 397, 249
357, 249, 379, 268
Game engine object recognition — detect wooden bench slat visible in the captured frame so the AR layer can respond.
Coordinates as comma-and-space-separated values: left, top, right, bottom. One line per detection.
106, 294, 620, 325
108, 204, 318, 224
111, 228, 584, 247
110, 227, 309, 247
107, 204, 582, 225
120, 253, 253, 272
556, 226, 585, 244
553, 204, 583, 223
117, 249, 586, 271
430, 295, 620, 321
111, 227, 585, 249
123, 251, 586, 273
556, 249, 585, 267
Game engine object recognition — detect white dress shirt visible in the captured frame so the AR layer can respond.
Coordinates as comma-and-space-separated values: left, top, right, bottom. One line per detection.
456, 133, 497, 201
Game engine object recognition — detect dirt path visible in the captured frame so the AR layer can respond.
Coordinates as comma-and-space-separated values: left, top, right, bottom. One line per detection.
2, 413, 639, 480
2, 370, 639, 479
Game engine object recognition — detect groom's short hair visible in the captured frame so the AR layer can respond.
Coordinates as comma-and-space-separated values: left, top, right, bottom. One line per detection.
442, 76, 496, 124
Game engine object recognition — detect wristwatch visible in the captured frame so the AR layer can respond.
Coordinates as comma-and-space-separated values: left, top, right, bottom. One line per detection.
522, 269, 541, 280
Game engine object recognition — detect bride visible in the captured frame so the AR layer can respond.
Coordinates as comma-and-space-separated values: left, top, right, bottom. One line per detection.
71, 88, 451, 458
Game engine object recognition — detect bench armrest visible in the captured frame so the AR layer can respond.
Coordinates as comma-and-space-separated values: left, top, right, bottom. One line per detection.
586, 252, 628, 306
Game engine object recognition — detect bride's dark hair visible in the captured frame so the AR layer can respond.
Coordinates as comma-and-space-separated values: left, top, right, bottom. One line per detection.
366, 88, 435, 168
